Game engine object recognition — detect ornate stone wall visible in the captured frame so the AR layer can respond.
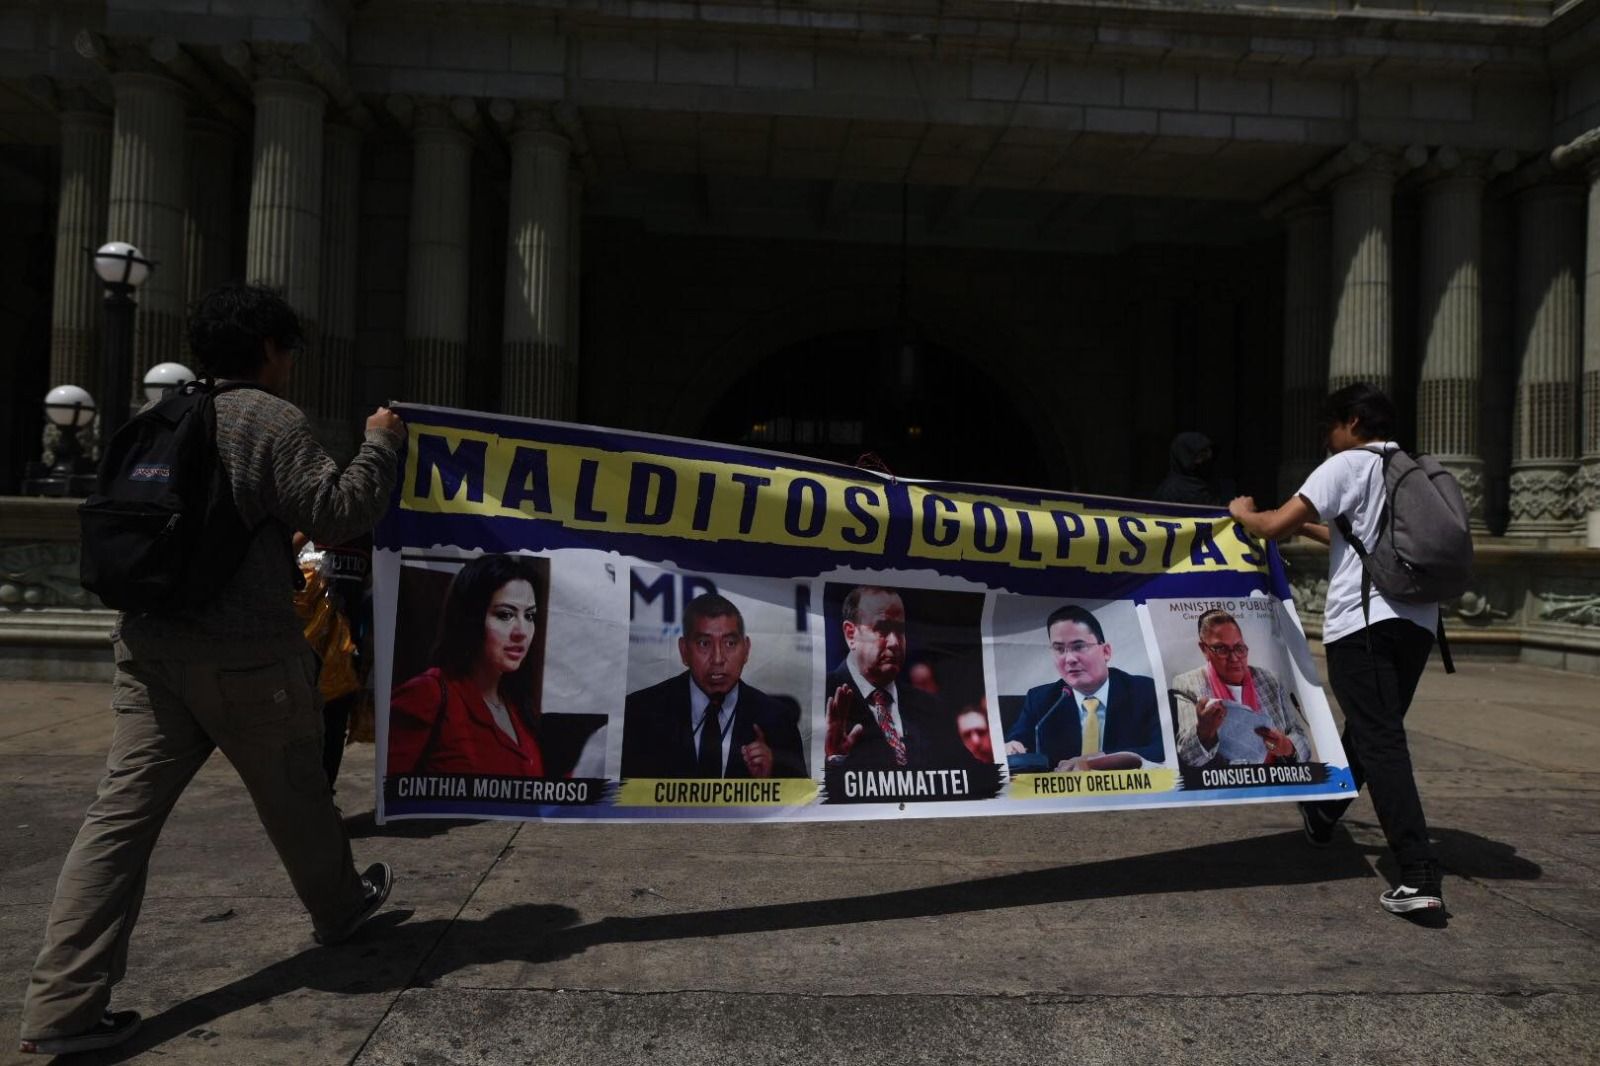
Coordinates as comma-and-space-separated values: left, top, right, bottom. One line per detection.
1282, 541, 1600, 674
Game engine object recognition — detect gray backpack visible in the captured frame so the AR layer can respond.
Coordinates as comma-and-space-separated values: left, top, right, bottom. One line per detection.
1333, 445, 1473, 671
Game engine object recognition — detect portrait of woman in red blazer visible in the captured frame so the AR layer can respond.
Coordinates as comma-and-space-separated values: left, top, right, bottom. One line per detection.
388, 553, 548, 777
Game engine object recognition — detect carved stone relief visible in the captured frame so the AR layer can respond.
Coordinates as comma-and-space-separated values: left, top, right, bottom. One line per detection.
1536, 590, 1600, 627
0, 542, 96, 609
1509, 467, 1577, 525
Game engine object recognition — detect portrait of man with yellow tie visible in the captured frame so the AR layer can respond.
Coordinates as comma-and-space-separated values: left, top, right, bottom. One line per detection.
1002, 603, 1167, 773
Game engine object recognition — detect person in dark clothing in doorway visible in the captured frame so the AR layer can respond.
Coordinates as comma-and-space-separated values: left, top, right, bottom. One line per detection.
1152, 431, 1220, 506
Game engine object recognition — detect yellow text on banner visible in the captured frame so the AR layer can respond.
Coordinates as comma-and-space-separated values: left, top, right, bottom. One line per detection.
1009, 769, 1179, 800
905, 486, 1267, 575
616, 778, 820, 807
400, 425, 892, 556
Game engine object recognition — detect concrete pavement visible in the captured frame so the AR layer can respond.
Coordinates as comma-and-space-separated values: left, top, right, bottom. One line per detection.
1, 653, 1597, 1065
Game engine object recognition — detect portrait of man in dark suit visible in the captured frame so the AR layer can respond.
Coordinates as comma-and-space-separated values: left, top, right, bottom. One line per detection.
1004, 603, 1166, 772
622, 593, 808, 779
824, 585, 978, 771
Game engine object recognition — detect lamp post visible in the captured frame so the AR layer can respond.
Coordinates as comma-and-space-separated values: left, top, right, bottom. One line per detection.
19, 385, 98, 496
91, 241, 154, 445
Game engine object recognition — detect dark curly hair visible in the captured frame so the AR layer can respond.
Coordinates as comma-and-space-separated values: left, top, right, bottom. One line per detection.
1320, 382, 1398, 443
186, 283, 306, 378
430, 554, 545, 719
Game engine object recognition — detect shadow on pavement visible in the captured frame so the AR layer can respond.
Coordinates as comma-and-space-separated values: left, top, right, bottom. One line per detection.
340, 811, 483, 839
1333, 822, 1542, 883
1333, 823, 1541, 930
1430, 826, 1543, 880
77, 823, 1538, 1062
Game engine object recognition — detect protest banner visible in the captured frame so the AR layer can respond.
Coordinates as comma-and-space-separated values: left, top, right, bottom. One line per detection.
372, 404, 1351, 823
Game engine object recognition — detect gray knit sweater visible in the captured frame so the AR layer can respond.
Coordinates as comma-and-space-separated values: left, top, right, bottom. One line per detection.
115, 388, 405, 663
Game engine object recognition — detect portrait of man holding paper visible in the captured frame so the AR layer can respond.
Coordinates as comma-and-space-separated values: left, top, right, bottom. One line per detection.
1168, 607, 1313, 771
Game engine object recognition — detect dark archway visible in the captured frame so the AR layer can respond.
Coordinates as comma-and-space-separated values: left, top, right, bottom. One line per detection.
698, 328, 1061, 489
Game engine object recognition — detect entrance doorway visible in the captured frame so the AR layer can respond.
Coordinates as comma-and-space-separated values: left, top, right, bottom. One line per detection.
698, 329, 1059, 489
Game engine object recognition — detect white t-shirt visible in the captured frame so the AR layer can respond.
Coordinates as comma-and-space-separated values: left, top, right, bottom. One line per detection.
1296, 442, 1440, 644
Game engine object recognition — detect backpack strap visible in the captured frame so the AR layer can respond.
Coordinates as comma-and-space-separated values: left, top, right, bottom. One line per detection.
1435, 615, 1457, 674
1334, 513, 1376, 635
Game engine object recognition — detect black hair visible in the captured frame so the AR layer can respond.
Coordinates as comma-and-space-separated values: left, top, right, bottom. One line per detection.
683, 592, 745, 637
1320, 382, 1397, 442
841, 585, 899, 624
186, 283, 306, 378
1196, 608, 1239, 638
430, 554, 544, 717
1045, 604, 1105, 644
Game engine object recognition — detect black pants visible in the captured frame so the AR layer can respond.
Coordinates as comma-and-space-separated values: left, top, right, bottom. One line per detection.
322, 693, 359, 790
1311, 618, 1435, 868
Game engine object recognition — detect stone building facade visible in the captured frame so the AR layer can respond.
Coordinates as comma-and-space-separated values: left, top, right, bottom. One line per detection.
3, 1, 1600, 674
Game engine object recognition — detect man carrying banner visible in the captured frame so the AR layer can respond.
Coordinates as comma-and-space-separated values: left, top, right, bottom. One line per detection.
1227, 383, 1447, 917
19, 284, 402, 1056
1004, 604, 1165, 771
1172, 608, 1310, 770
623, 593, 807, 779
824, 586, 975, 770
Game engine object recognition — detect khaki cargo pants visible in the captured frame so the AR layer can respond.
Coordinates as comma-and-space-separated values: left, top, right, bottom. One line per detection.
20, 644, 367, 1040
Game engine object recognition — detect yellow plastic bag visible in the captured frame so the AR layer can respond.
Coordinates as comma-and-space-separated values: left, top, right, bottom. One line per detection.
294, 564, 361, 703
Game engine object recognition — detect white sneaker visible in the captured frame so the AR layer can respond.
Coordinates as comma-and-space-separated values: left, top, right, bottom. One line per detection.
1380, 863, 1444, 915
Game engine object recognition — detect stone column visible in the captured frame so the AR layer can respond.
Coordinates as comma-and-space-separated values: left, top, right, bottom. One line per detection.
106, 71, 188, 406
1328, 156, 1396, 396
1578, 160, 1600, 522
1278, 205, 1330, 495
1479, 192, 1516, 533
246, 76, 325, 415
1507, 183, 1586, 537
566, 170, 584, 420
50, 108, 112, 391
183, 117, 236, 309
1416, 167, 1486, 525
501, 110, 571, 419
317, 122, 361, 450
404, 103, 472, 406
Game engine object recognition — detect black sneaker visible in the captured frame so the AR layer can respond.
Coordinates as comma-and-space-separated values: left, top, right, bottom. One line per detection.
315, 862, 393, 946
19, 1010, 141, 1055
1299, 802, 1338, 848
1380, 862, 1444, 915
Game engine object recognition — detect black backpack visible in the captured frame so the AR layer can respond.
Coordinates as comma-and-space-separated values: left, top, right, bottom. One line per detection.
79, 381, 263, 612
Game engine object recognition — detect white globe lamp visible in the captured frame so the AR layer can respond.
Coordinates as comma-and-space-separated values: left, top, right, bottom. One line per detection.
92, 241, 152, 288
44, 384, 96, 429
143, 361, 194, 403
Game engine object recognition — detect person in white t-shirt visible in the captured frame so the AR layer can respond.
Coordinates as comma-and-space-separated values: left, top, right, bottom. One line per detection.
1226, 383, 1444, 918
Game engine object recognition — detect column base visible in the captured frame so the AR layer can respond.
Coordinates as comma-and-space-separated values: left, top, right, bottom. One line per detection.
1434, 455, 1486, 533
1506, 463, 1578, 538
1574, 458, 1600, 541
